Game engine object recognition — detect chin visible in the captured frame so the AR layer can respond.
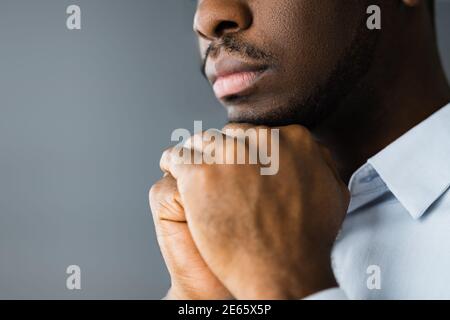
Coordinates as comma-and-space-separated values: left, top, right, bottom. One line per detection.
222, 87, 326, 128
225, 103, 303, 127
225, 101, 271, 125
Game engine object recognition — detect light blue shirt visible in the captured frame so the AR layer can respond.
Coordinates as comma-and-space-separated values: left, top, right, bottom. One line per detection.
307, 102, 450, 300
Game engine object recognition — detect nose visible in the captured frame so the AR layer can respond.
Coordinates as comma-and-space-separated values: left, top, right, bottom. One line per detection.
194, 0, 252, 40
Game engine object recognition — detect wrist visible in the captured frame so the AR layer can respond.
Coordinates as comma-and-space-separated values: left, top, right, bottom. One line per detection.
254, 258, 337, 300
165, 284, 234, 300
290, 259, 338, 299
165, 286, 205, 300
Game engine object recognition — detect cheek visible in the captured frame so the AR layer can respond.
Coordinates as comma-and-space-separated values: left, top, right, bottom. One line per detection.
252, 0, 359, 90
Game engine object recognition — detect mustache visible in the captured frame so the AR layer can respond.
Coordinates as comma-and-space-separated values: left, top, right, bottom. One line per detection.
201, 35, 275, 78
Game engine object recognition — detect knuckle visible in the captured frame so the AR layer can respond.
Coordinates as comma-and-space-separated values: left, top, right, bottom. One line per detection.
160, 148, 172, 166
280, 125, 312, 147
184, 133, 197, 148
255, 125, 270, 131
149, 180, 164, 202
162, 147, 172, 158
149, 178, 181, 220
319, 145, 333, 159
287, 125, 311, 138
150, 177, 174, 200
222, 123, 252, 131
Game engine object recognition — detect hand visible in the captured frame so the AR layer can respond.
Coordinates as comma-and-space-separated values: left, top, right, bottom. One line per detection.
158, 124, 350, 299
149, 174, 233, 300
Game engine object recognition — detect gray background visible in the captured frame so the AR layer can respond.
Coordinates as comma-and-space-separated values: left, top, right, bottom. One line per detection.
0, 0, 448, 299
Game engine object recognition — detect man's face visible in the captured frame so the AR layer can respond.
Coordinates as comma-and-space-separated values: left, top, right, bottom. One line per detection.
194, 0, 380, 128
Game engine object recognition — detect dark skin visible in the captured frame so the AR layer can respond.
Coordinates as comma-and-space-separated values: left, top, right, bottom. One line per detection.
313, 0, 450, 182
196, 0, 450, 182
149, 0, 450, 299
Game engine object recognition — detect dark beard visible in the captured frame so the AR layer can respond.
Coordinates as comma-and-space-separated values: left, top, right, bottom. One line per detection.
228, 19, 380, 130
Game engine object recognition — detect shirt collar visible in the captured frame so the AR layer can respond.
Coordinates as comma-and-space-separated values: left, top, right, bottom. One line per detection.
348, 102, 450, 219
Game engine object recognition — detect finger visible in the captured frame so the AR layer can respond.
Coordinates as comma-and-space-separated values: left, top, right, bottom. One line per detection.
221, 123, 262, 142
221, 122, 255, 133
316, 144, 350, 203
277, 124, 312, 143
317, 144, 340, 181
159, 146, 203, 180
149, 177, 215, 283
149, 174, 185, 223
221, 124, 274, 158
184, 129, 226, 154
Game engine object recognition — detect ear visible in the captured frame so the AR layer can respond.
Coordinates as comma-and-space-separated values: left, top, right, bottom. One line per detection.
402, 0, 422, 7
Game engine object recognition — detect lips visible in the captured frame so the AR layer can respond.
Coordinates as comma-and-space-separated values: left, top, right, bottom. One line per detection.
206, 57, 269, 100
213, 70, 267, 99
